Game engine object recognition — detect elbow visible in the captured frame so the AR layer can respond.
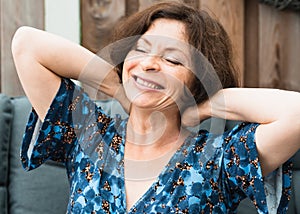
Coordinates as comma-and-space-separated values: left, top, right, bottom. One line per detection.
11, 26, 35, 58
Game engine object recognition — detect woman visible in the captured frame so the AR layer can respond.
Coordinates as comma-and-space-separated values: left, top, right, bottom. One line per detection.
12, 2, 300, 213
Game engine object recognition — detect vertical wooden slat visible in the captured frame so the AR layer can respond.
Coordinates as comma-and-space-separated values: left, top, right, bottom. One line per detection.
244, 0, 259, 87
126, 0, 139, 16
258, 4, 300, 91
281, 11, 300, 91
139, 0, 166, 11
0, 0, 44, 96
199, 0, 245, 84
183, 0, 199, 8
137, 0, 199, 10
258, 4, 282, 89
81, 0, 125, 53
80, 0, 126, 100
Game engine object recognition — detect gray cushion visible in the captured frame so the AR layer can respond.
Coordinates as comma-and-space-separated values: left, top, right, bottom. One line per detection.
292, 170, 300, 213
293, 150, 300, 169
237, 198, 257, 213
8, 96, 69, 214
0, 94, 13, 214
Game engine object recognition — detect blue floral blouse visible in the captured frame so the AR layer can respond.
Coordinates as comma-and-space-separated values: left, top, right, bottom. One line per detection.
21, 78, 292, 214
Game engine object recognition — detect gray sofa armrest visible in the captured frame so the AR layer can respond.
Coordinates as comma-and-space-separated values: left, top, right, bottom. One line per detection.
0, 94, 13, 214
7, 96, 69, 214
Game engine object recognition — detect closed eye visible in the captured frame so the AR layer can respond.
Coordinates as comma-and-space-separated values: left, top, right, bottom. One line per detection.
132, 48, 145, 53
164, 57, 183, 66
133, 41, 149, 53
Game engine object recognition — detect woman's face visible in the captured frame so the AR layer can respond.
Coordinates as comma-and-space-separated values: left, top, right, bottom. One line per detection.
122, 18, 194, 110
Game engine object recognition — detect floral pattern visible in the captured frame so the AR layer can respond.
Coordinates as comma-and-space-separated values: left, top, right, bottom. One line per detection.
21, 78, 292, 214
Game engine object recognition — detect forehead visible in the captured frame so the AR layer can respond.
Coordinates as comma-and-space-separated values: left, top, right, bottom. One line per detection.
144, 18, 187, 42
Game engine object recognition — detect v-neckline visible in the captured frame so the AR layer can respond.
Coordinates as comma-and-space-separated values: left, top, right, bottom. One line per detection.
118, 118, 197, 213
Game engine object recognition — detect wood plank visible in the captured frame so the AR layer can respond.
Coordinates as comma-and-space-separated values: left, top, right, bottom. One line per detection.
199, 0, 245, 85
138, 0, 179, 11
0, 0, 44, 96
126, 0, 139, 16
281, 11, 300, 91
183, 0, 199, 8
80, 0, 126, 100
244, 0, 259, 87
258, 4, 300, 91
80, 0, 125, 53
138, 0, 199, 11
258, 4, 283, 89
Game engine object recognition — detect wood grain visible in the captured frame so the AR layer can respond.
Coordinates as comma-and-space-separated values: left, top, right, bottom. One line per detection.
258, 4, 300, 91
244, 0, 259, 87
80, 0, 125, 53
126, 0, 139, 16
0, 0, 44, 96
200, 0, 245, 84
138, 0, 198, 11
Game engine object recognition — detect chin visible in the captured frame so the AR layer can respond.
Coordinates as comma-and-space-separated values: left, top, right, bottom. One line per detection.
129, 94, 160, 109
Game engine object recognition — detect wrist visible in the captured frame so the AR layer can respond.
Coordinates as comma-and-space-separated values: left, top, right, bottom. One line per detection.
198, 100, 211, 121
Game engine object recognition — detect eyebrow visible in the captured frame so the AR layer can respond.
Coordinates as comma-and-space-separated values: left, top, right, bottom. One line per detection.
139, 37, 190, 57
138, 37, 151, 46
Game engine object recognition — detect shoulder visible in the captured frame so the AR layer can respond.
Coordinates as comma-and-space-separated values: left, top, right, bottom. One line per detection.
222, 122, 259, 150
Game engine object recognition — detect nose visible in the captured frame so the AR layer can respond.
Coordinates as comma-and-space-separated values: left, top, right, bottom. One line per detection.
139, 54, 161, 72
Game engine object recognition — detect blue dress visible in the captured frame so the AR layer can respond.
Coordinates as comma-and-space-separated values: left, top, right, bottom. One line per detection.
21, 78, 292, 213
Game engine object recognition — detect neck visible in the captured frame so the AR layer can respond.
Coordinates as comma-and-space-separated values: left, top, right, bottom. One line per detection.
125, 105, 188, 160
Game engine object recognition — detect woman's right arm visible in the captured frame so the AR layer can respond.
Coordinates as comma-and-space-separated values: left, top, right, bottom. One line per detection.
11, 26, 125, 120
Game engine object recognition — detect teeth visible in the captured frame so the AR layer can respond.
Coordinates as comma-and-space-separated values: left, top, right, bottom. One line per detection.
136, 77, 161, 89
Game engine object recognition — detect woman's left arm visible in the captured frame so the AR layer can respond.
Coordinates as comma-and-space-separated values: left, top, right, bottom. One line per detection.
183, 88, 300, 176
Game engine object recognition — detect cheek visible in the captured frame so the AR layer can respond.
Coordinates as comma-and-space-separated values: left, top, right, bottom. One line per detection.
123, 51, 141, 69
122, 57, 138, 82
168, 69, 194, 89
164, 70, 195, 104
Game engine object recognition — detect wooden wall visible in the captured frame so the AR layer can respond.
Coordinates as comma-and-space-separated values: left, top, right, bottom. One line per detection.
0, 0, 299, 96
81, 0, 299, 92
0, 0, 44, 96
258, 3, 300, 91
199, 0, 245, 83
244, 1, 300, 91
81, 0, 245, 87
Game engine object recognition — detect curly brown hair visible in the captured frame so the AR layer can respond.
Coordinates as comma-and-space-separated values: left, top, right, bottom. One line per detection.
110, 2, 239, 104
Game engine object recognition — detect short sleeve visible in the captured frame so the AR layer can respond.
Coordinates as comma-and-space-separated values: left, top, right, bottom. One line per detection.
20, 78, 113, 171
222, 122, 292, 213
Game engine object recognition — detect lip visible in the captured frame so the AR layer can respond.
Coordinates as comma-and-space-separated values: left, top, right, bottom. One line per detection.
132, 75, 165, 90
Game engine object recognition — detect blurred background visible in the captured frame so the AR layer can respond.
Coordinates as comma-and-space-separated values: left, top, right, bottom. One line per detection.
1, 0, 300, 97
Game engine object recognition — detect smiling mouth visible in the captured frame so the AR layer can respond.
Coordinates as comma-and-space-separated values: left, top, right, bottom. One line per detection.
133, 75, 164, 90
